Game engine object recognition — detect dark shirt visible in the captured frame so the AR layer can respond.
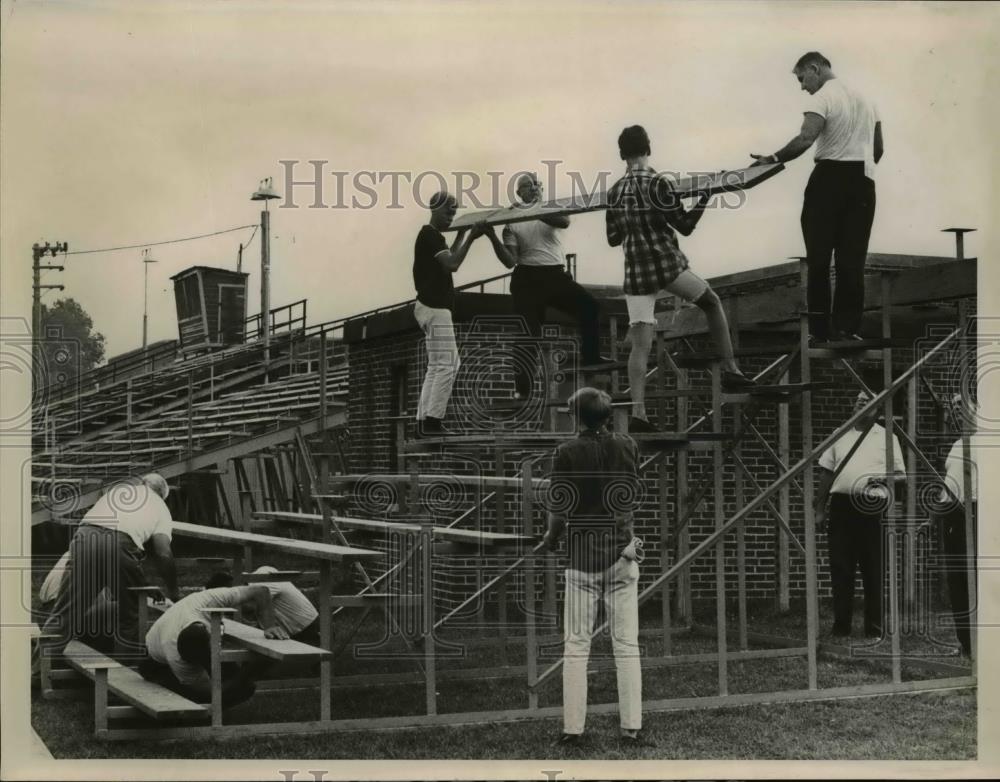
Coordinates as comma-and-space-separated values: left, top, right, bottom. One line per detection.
413, 224, 454, 310
548, 429, 640, 572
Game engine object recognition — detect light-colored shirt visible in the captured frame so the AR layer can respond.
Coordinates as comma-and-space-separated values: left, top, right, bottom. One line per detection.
941, 435, 980, 505
257, 581, 317, 636
818, 424, 905, 496
502, 213, 565, 267
83, 482, 173, 550
145, 587, 251, 690
805, 79, 881, 179
39, 552, 70, 605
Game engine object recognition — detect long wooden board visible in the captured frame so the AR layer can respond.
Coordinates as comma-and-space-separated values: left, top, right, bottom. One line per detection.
218, 618, 332, 662
63, 640, 208, 720
446, 163, 784, 231
170, 520, 382, 562
252, 510, 531, 546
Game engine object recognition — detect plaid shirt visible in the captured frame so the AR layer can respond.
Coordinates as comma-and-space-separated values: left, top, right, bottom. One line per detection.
606, 164, 692, 295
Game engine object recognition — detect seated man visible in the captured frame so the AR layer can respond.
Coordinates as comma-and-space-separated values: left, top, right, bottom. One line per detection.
140, 584, 291, 708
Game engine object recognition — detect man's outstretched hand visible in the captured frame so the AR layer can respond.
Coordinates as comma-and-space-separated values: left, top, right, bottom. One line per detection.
749, 153, 777, 167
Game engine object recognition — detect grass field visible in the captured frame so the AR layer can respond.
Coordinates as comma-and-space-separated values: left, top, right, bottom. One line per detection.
31, 597, 976, 760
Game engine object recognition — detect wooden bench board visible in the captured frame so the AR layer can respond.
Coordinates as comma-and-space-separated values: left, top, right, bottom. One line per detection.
219, 619, 332, 661
62, 640, 208, 720
251, 511, 532, 545
325, 474, 550, 489
171, 520, 383, 562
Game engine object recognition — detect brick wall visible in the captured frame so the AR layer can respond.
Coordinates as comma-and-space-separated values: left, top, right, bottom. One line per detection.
340, 282, 976, 615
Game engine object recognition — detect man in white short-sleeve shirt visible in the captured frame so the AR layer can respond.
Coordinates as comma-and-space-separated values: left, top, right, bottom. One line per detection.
751, 51, 883, 342
248, 566, 320, 643
142, 584, 290, 706
38, 473, 179, 664
815, 392, 905, 638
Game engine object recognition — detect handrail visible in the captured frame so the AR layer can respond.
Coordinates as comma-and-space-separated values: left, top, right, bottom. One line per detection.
41, 340, 180, 402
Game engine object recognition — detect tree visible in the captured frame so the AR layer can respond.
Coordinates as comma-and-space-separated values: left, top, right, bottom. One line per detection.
38, 298, 106, 385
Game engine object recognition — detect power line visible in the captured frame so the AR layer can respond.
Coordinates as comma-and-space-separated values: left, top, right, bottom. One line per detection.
65, 224, 258, 256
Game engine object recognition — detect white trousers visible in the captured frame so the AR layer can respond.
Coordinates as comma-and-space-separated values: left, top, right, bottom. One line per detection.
562, 557, 642, 734
414, 301, 460, 421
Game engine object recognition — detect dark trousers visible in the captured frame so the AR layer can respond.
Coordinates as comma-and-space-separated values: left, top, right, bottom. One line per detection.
828, 494, 885, 635
509, 265, 601, 396
39, 525, 147, 662
801, 161, 876, 339
138, 657, 257, 709
942, 504, 977, 656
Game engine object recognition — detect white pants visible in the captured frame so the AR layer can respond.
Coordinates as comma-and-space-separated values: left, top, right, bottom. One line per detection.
562, 557, 642, 735
414, 301, 460, 421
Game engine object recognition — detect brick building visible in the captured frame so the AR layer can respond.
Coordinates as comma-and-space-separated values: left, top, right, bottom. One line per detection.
339, 254, 976, 618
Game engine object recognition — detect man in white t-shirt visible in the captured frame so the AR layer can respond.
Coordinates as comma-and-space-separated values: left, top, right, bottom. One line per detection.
483, 173, 605, 402
246, 566, 320, 644
751, 51, 883, 342
815, 391, 905, 638
141, 584, 290, 707
38, 473, 179, 663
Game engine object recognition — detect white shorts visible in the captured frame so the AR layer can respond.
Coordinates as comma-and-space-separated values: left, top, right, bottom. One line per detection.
625, 269, 710, 325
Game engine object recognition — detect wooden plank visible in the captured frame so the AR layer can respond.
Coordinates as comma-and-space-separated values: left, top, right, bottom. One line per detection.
251, 510, 532, 545
219, 618, 332, 661
62, 641, 208, 720
170, 520, 382, 562
446, 163, 785, 231
324, 474, 551, 490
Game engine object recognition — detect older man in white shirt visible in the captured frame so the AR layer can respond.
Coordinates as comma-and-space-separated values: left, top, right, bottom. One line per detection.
39, 473, 179, 661
815, 392, 905, 638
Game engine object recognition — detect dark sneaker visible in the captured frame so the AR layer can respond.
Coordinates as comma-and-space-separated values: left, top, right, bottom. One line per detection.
619, 730, 656, 747
553, 732, 584, 747
721, 370, 756, 392
419, 417, 451, 436
628, 416, 657, 434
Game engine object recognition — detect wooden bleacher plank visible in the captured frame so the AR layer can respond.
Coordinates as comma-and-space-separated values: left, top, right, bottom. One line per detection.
170, 520, 383, 562
324, 474, 550, 490
447, 163, 784, 231
218, 618, 331, 661
252, 510, 532, 546
62, 640, 209, 720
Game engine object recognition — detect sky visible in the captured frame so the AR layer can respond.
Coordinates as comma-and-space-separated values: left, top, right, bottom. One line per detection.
1, 0, 998, 361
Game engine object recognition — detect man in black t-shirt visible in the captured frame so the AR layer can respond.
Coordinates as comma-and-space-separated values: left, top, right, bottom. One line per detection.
412, 191, 486, 435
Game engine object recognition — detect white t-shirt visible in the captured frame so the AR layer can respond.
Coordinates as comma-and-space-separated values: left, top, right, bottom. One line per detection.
83, 482, 173, 550
941, 435, 980, 505
145, 587, 251, 689
818, 424, 905, 496
805, 79, 881, 179
502, 214, 565, 267
257, 581, 318, 636
39, 552, 70, 604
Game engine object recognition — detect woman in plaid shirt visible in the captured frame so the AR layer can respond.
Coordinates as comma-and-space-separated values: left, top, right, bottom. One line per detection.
607, 125, 754, 433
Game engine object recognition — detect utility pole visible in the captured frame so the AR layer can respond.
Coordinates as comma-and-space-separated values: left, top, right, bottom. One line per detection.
141, 248, 158, 349
32, 241, 68, 360
251, 177, 279, 366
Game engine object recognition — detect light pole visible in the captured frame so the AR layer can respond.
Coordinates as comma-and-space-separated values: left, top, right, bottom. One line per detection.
251, 177, 279, 364
141, 248, 157, 350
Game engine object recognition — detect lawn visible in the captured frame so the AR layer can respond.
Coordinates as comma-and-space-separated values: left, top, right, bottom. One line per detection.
31, 598, 976, 760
